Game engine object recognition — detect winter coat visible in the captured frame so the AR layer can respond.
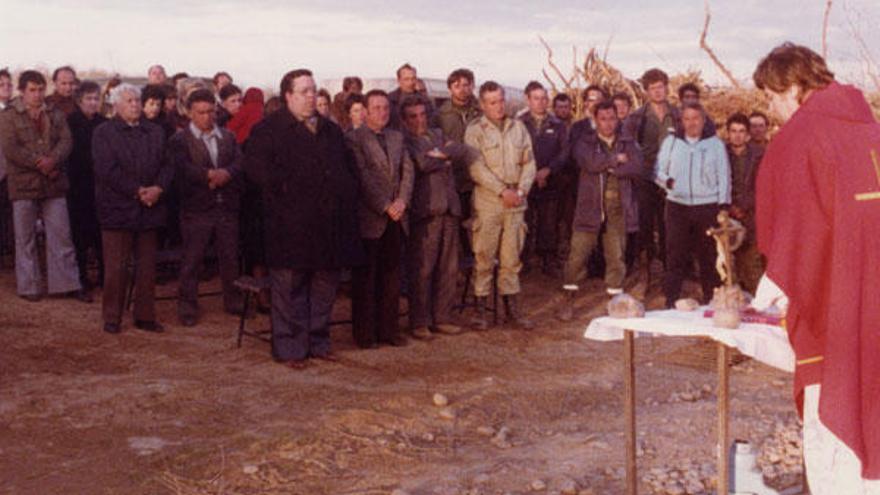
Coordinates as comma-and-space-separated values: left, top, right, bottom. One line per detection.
243, 109, 364, 270
571, 132, 643, 233
91, 117, 173, 230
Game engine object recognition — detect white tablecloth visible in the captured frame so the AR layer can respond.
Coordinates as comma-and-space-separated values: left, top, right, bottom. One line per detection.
584, 308, 795, 372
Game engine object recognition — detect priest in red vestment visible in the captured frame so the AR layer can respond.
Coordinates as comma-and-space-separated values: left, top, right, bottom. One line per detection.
753, 42, 880, 493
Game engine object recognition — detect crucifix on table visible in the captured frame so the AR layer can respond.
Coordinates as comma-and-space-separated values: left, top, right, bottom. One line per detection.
706, 210, 746, 287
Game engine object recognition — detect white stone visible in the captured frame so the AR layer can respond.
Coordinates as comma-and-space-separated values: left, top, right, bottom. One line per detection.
530, 479, 547, 491
433, 393, 449, 407
242, 464, 259, 475
477, 426, 496, 437
438, 407, 456, 420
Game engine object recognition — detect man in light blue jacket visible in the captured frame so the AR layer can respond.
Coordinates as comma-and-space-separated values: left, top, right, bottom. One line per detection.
655, 102, 731, 307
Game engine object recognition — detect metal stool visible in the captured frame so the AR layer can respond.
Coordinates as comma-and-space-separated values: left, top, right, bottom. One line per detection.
233, 275, 271, 347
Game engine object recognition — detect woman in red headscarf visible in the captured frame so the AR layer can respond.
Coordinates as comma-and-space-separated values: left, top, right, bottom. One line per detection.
231, 87, 269, 310
228, 87, 264, 145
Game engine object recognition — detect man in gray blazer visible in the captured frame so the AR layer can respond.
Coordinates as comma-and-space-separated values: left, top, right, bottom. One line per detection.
348, 89, 414, 348
400, 95, 468, 341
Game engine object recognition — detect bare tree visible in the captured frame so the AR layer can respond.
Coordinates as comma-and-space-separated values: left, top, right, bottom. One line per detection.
822, 0, 834, 59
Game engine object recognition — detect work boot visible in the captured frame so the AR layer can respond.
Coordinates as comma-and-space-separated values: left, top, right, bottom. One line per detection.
471, 296, 490, 331
411, 326, 434, 340
504, 295, 534, 330
557, 289, 577, 322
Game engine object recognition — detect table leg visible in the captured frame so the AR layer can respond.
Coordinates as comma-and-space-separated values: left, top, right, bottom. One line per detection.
624, 330, 637, 495
717, 342, 730, 495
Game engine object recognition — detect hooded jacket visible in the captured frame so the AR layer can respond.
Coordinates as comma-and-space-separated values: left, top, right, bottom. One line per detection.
756, 82, 880, 479
654, 131, 731, 207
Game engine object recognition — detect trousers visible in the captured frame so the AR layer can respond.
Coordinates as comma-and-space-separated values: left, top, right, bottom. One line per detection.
563, 197, 627, 290
663, 201, 721, 305
12, 197, 80, 296
407, 214, 459, 329
472, 202, 526, 297
178, 208, 242, 319
269, 268, 340, 361
102, 230, 157, 324
352, 222, 403, 347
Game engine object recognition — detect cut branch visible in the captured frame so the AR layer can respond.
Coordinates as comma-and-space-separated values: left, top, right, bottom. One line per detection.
699, 0, 741, 88
822, 0, 833, 59
539, 35, 575, 90
541, 68, 559, 94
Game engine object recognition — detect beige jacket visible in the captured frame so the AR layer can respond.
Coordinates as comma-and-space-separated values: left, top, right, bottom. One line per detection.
464, 115, 536, 210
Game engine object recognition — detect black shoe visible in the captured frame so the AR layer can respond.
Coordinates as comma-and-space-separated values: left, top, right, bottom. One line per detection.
134, 320, 165, 333
20, 294, 42, 303
179, 316, 197, 327
103, 322, 121, 334
384, 335, 409, 347
69, 289, 93, 303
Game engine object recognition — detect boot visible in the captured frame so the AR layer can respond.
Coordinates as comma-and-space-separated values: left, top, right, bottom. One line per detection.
504, 295, 534, 330
557, 289, 576, 322
542, 255, 561, 278
471, 296, 490, 331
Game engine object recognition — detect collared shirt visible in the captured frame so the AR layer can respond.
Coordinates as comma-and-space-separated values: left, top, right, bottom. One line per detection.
189, 122, 222, 167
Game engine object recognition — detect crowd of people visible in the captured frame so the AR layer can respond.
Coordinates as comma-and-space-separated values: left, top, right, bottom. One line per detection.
0, 42, 878, 492
0, 59, 774, 354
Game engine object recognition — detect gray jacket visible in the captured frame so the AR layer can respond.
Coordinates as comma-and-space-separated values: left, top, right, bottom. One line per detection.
404, 128, 466, 222
348, 125, 414, 239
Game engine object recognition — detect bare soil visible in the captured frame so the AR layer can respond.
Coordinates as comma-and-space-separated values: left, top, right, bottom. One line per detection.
0, 266, 800, 495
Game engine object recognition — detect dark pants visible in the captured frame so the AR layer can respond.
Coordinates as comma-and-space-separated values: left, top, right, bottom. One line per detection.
524, 194, 559, 262
269, 268, 341, 362
102, 230, 157, 325
459, 190, 473, 258
663, 201, 721, 306
408, 214, 459, 329
178, 208, 242, 320
67, 196, 103, 288
637, 181, 666, 264
352, 222, 402, 347
556, 175, 578, 263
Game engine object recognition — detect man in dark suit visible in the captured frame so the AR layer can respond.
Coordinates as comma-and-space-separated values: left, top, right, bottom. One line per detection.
348, 89, 414, 348
400, 95, 468, 340
244, 69, 363, 369
169, 88, 244, 326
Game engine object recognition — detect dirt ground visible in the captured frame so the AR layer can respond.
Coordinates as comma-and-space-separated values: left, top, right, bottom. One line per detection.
0, 263, 802, 495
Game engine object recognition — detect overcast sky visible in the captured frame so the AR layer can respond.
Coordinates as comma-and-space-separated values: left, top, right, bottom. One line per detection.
2, 0, 879, 92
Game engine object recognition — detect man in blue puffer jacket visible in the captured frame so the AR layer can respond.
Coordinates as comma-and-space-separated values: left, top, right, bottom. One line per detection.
654, 102, 731, 307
